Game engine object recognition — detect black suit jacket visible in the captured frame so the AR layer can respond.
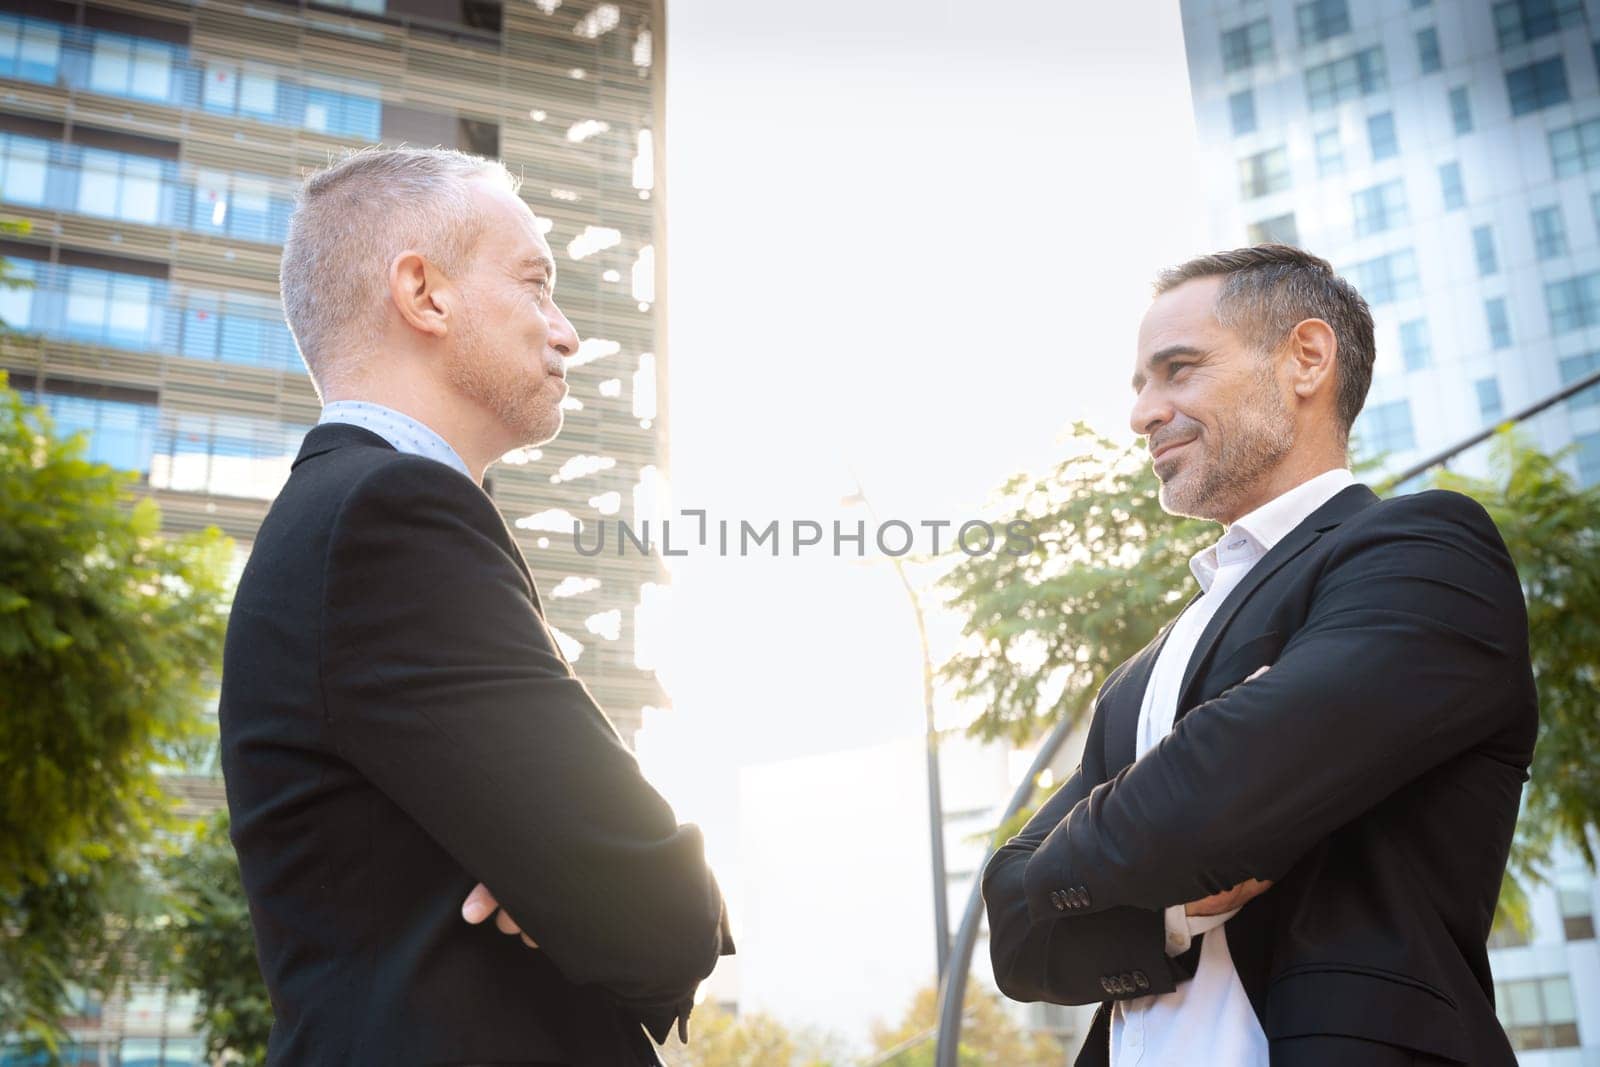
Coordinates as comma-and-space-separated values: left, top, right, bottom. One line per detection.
983, 485, 1537, 1066
219, 423, 732, 1066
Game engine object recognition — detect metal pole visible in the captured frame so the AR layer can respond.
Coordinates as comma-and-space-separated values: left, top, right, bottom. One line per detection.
844, 481, 951, 982
933, 708, 1080, 1067
1386, 364, 1600, 486
931, 368, 1600, 1064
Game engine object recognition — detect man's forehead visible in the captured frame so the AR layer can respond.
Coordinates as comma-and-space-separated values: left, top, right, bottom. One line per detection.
1139, 277, 1221, 348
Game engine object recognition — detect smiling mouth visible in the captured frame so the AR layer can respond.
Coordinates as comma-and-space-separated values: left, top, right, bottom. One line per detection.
1151, 438, 1195, 462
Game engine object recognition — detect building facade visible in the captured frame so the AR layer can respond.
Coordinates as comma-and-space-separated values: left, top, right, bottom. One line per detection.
1179, 0, 1600, 1061
0, 0, 668, 1060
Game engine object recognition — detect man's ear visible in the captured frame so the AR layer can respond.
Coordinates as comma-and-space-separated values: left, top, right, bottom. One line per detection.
388, 250, 453, 340
1285, 318, 1338, 402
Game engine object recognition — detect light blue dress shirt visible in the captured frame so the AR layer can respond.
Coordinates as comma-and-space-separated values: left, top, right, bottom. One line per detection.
317, 400, 475, 483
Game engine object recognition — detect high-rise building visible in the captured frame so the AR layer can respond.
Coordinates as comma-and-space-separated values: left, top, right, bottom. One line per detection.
1179, 1, 1600, 1061
0, 0, 667, 1059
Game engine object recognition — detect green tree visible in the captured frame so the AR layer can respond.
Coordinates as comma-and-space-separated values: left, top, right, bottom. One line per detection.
0, 378, 232, 1052
1430, 432, 1600, 927
161, 810, 273, 1065
939, 423, 1600, 928
660, 1001, 844, 1067
866, 984, 1066, 1067
939, 423, 1213, 748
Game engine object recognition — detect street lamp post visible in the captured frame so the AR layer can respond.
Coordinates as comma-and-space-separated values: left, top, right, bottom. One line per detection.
843, 481, 951, 982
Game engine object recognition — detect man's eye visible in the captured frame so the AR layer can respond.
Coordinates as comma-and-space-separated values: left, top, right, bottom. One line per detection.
1168, 362, 1191, 377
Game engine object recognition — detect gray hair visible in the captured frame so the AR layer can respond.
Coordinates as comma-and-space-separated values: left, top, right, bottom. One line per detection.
279, 145, 519, 392
1154, 244, 1376, 443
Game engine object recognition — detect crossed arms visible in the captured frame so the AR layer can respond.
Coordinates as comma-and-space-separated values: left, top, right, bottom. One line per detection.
983, 492, 1529, 1004
321, 459, 730, 1040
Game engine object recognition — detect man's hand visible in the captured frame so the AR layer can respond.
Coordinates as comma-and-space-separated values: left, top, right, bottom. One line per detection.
461, 882, 539, 949
1184, 878, 1272, 917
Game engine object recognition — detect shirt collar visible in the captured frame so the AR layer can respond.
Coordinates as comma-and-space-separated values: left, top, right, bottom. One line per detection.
1189, 468, 1357, 592
317, 400, 475, 483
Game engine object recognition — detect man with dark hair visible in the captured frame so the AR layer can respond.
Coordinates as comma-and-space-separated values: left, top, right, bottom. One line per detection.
984, 244, 1536, 1066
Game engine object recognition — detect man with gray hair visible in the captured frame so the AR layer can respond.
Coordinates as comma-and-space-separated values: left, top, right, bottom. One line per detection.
984, 245, 1536, 1065
219, 146, 731, 1065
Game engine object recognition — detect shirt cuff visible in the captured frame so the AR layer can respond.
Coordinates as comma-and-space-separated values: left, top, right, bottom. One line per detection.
1163, 904, 1241, 956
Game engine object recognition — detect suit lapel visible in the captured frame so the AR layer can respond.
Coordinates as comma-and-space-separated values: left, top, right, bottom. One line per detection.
1173, 483, 1377, 717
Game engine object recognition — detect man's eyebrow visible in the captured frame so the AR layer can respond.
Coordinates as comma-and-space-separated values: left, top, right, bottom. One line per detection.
518, 255, 557, 276
1131, 344, 1207, 391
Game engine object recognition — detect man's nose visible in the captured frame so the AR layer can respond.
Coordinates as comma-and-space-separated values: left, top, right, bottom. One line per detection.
548, 302, 579, 358
1129, 386, 1172, 438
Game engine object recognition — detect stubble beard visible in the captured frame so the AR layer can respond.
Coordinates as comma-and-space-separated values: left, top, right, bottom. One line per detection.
445, 309, 564, 449
1159, 364, 1295, 522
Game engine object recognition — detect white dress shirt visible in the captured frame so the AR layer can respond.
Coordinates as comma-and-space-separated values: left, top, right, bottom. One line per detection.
1110, 467, 1357, 1067
317, 400, 474, 483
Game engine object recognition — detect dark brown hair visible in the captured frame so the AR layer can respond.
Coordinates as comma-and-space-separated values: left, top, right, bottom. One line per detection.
1155, 244, 1376, 442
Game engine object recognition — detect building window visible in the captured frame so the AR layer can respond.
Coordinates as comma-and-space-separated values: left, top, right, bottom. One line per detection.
0, 257, 38, 330
202, 62, 282, 120
1230, 89, 1258, 136
75, 148, 165, 227
1439, 161, 1465, 210
1416, 27, 1442, 73
1486, 298, 1512, 349
1315, 127, 1344, 175
1346, 249, 1420, 305
1357, 398, 1417, 455
1493, 0, 1584, 49
1367, 112, 1398, 160
1473, 225, 1499, 276
88, 31, 178, 105
178, 293, 302, 373
1306, 47, 1387, 110
1449, 86, 1473, 134
1507, 56, 1571, 116
1221, 18, 1274, 73
1352, 180, 1408, 236
1497, 976, 1580, 1051
1552, 117, 1600, 176
302, 84, 382, 140
1532, 206, 1568, 259
1580, 432, 1600, 486
1546, 271, 1600, 333
1238, 146, 1290, 199
16, 388, 160, 475
1296, 0, 1350, 45
149, 410, 311, 500
0, 15, 63, 84
1476, 377, 1503, 422
1559, 350, 1600, 410
1557, 873, 1595, 940
0, 132, 49, 206
1247, 213, 1299, 245
1400, 318, 1431, 371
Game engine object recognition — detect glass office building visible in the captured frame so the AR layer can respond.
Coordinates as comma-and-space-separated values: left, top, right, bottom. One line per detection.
1180, 1, 1600, 1062
0, 0, 666, 1060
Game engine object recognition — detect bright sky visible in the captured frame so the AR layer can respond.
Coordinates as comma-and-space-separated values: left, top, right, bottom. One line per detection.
634, 0, 1205, 941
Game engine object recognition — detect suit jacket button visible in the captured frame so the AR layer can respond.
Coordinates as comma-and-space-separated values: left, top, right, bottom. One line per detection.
1100, 976, 1115, 995
1079, 886, 1093, 908
1050, 890, 1067, 911
1133, 970, 1150, 990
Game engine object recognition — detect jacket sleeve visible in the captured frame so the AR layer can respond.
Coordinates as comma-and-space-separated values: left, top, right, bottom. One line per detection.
983, 664, 1184, 1006
319, 458, 729, 1039
1021, 491, 1535, 921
